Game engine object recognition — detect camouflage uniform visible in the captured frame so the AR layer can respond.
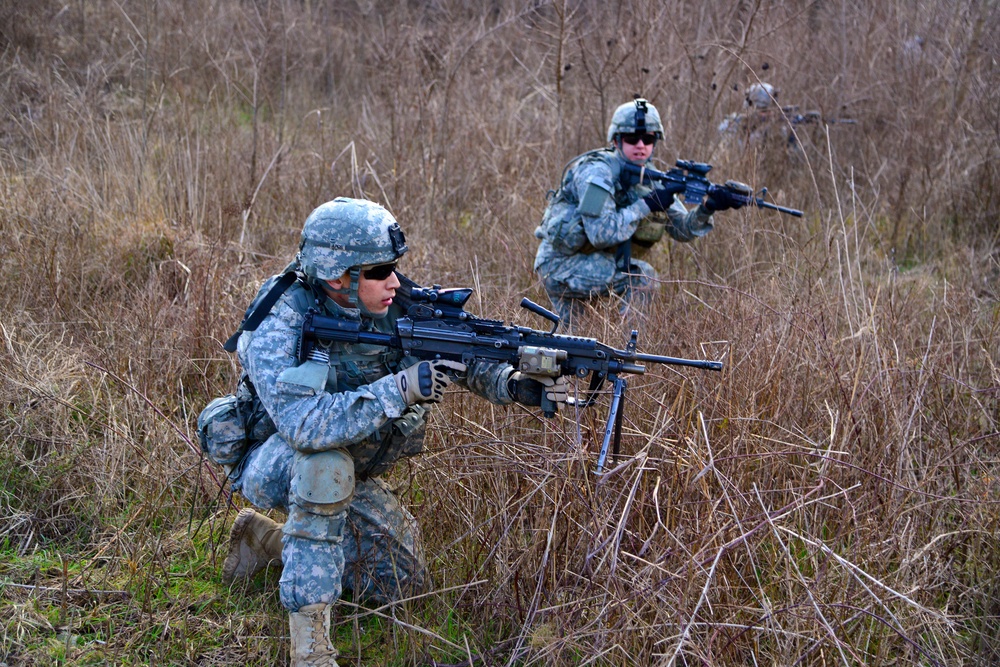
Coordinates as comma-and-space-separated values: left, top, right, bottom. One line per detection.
718, 108, 801, 152
231, 274, 516, 611
207, 198, 571, 666
718, 82, 801, 152
533, 148, 713, 327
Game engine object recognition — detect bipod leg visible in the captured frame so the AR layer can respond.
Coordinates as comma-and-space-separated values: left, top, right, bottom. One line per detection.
612, 382, 625, 466
596, 375, 627, 474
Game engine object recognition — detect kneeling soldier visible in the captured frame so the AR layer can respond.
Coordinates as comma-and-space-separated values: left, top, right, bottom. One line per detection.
208, 198, 568, 666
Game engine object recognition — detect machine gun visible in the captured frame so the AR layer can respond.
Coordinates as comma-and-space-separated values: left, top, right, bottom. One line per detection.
298, 284, 723, 472
623, 159, 804, 217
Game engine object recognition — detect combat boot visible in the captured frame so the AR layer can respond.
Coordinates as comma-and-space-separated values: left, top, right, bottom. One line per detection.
221, 508, 283, 584
289, 603, 340, 666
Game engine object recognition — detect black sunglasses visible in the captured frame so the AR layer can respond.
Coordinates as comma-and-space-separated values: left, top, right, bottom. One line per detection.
620, 132, 658, 146
361, 262, 398, 280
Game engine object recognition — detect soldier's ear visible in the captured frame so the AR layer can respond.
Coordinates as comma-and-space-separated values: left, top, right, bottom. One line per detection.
325, 271, 351, 291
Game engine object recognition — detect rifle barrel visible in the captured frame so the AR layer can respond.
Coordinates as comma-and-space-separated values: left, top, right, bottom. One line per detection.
633, 352, 724, 371
754, 199, 803, 218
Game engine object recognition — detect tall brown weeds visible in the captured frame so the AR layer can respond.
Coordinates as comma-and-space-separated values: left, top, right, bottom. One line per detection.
1, 0, 997, 665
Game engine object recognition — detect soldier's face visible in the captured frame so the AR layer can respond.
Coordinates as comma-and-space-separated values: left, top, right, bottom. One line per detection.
619, 135, 655, 163
357, 267, 400, 316
325, 267, 400, 317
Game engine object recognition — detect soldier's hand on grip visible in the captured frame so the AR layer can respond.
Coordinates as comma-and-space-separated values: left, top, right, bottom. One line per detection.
642, 186, 676, 213
509, 372, 571, 408
704, 181, 752, 212
395, 360, 467, 405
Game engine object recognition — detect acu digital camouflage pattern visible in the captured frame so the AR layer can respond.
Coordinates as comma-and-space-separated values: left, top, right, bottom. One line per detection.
297, 197, 408, 281
534, 148, 713, 326
718, 108, 795, 151
197, 395, 246, 466
233, 275, 515, 611
198, 376, 277, 469
240, 442, 427, 609
717, 83, 826, 154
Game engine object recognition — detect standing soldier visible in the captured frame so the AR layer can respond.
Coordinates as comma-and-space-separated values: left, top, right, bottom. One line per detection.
200, 198, 568, 666
533, 97, 746, 330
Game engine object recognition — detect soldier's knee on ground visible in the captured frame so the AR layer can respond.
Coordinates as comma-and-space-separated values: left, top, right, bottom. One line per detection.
285, 449, 355, 542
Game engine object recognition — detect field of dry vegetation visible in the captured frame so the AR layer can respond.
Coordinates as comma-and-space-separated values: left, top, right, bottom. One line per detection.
1, 0, 998, 665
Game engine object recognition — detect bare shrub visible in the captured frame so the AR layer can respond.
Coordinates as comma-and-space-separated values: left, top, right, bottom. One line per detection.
0, 0, 997, 664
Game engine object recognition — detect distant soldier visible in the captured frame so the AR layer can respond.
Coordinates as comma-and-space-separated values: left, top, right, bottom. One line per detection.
533, 97, 746, 330
719, 82, 855, 152
718, 82, 788, 149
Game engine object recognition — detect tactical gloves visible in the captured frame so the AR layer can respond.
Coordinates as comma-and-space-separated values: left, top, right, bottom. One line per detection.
394, 360, 467, 405
509, 372, 571, 409
642, 187, 676, 214
703, 181, 752, 212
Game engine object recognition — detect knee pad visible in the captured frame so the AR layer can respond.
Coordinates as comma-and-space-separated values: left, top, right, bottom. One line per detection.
285, 449, 355, 542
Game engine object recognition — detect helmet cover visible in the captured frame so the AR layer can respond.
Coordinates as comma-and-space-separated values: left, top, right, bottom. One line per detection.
745, 83, 777, 109
606, 98, 664, 144
297, 198, 408, 281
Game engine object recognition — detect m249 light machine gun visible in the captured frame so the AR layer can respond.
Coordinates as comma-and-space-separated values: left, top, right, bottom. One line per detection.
298, 282, 723, 473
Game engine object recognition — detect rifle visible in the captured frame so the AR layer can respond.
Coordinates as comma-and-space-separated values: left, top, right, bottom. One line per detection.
624, 159, 804, 218
786, 109, 858, 126
297, 284, 723, 473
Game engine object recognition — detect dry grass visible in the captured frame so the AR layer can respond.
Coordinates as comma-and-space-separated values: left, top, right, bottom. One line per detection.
0, 0, 998, 665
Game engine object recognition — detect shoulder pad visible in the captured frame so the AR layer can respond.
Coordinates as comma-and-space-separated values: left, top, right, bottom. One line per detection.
575, 155, 617, 195
573, 148, 617, 169
283, 278, 318, 315
223, 271, 303, 352
560, 148, 615, 181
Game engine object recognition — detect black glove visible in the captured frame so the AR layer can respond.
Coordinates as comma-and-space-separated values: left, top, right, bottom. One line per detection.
508, 372, 570, 408
642, 187, 676, 213
704, 181, 752, 212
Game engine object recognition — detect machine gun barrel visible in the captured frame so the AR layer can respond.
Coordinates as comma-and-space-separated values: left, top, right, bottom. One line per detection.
632, 351, 724, 371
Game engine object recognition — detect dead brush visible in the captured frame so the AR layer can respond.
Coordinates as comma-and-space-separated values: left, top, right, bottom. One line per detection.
0, 0, 998, 665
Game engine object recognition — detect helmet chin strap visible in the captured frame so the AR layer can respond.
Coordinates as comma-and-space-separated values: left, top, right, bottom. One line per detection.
347, 267, 374, 317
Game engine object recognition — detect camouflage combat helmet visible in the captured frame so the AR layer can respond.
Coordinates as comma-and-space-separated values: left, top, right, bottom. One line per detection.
745, 83, 777, 109
606, 98, 664, 144
297, 197, 408, 281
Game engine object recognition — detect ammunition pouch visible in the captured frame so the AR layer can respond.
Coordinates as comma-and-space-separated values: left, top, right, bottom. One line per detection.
538, 201, 587, 254
198, 395, 244, 466
349, 404, 428, 480
632, 213, 666, 249
197, 376, 276, 469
